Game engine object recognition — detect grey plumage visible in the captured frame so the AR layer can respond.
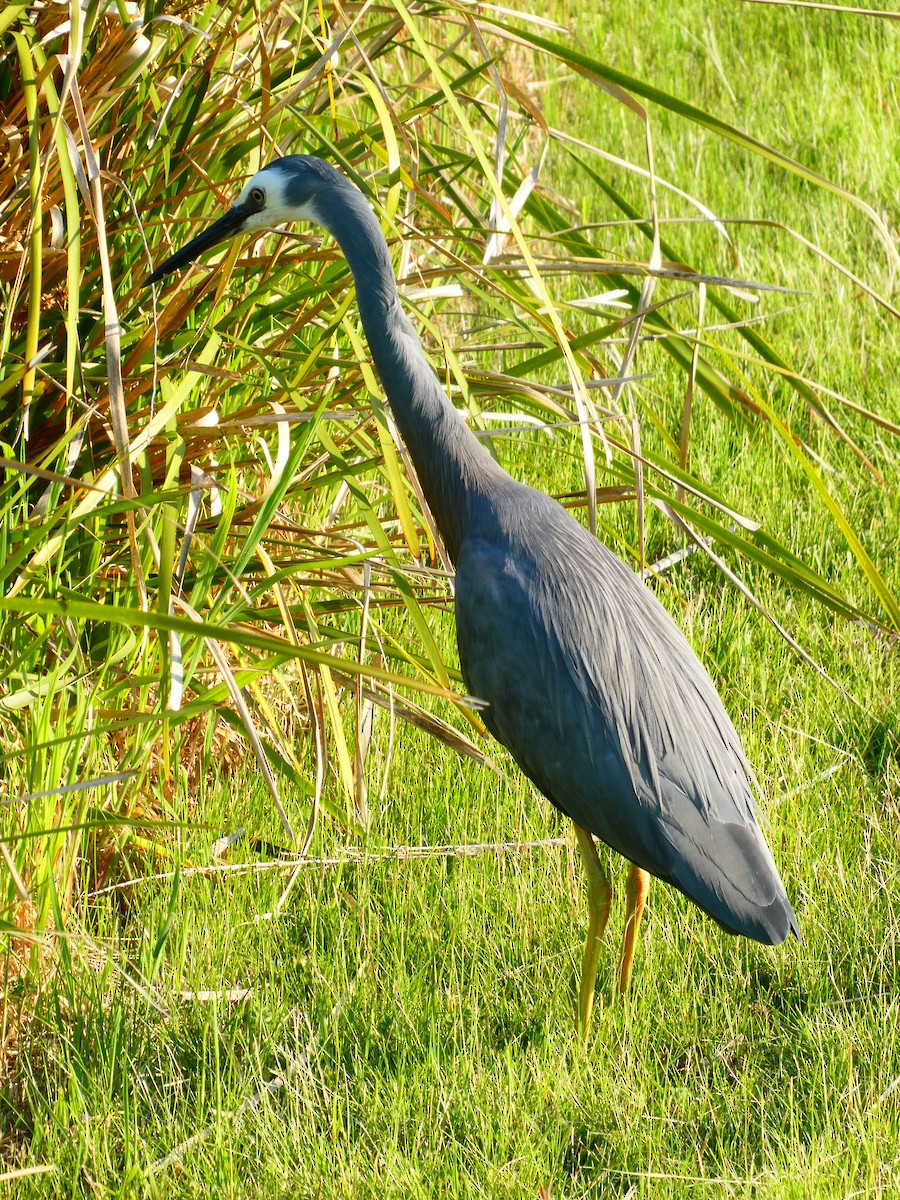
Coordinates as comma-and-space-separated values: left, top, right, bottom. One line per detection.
147, 154, 798, 1023
455, 495, 795, 944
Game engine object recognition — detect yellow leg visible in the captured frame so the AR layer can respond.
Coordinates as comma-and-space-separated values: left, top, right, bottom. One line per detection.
618, 863, 649, 997
573, 824, 612, 1041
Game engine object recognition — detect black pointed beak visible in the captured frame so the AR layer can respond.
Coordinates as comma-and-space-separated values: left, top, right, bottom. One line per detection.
145, 203, 252, 286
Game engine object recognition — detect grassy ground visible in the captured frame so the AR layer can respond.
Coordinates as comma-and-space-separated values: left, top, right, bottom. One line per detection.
5, 2, 900, 1196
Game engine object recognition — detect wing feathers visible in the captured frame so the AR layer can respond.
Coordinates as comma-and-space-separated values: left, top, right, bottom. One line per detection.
455, 493, 798, 944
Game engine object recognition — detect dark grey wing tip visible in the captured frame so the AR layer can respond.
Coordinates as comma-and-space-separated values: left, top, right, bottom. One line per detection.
774, 891, 801, 945
739, 892, 800, 946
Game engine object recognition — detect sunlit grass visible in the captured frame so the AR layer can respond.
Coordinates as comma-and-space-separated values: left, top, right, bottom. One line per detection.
1, 0, 900, 1194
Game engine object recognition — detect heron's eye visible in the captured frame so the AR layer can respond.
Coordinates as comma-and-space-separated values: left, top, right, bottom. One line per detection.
249, 186, 265, 207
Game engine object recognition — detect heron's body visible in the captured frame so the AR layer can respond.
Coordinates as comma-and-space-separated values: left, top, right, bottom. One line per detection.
148, 155, 798, 1030
456, 496, 794, 944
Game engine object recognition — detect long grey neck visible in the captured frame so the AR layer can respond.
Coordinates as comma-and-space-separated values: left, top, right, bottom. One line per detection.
313, 183, 508, 562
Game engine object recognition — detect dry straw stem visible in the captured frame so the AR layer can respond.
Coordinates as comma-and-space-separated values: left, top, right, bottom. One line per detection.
86, 835, 571, 900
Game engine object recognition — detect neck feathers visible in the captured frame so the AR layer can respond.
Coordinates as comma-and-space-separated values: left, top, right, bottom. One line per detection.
313, 184, 505, 562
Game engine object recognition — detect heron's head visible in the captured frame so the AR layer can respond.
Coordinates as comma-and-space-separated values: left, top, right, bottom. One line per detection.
146, 155, 345, 285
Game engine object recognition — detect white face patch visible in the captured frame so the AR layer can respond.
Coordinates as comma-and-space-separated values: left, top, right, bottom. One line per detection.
231, 166, 320, 232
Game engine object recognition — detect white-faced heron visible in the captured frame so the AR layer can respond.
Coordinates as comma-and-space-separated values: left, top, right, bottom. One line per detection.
147, 155, 799, 1035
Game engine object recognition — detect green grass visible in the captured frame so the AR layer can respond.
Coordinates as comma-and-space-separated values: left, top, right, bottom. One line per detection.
11, 621, 900, 1197
3, 0, 900, 1195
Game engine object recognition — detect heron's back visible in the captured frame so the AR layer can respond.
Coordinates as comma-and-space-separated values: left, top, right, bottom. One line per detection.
454, 482, 798, 945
